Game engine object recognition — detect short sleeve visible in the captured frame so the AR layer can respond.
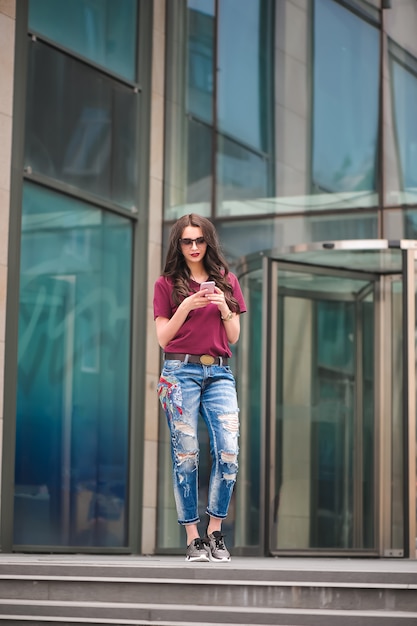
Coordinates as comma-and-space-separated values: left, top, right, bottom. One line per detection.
153, 276, 174, 320
229, 272, 247, 314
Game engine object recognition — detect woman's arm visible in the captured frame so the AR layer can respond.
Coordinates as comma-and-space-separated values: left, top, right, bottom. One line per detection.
220, 312, 240, 344
205, 287, 241, 344
155, 290, 211, 349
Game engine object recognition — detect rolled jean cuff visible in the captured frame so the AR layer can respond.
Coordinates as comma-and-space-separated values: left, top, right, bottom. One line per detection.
178, 516, 200, 526
206, 508, 228, 520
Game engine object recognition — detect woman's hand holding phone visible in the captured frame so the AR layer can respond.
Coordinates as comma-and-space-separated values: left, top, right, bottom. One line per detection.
200, 281, 215, 294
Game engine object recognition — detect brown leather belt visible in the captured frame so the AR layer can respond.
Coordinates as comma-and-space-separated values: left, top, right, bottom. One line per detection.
164, 353, 228, 366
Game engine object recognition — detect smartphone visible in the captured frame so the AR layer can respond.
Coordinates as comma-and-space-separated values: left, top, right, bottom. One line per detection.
200, 281, 215, 293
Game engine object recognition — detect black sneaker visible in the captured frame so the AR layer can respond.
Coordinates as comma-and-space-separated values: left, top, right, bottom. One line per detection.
205, 530, 231, 562
185, 538, 210, 562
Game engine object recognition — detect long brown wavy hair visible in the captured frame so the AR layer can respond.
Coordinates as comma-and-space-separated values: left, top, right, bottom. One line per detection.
163, 214, 240, 312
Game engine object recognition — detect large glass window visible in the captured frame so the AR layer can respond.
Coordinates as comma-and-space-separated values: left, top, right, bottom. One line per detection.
312, 0, 380, 205
187, 0, 215, 124
165, 0, 382, 231
28, 0, 137, 81
216, 0, 273, 211
390, 45, 417, 206
164, 0, 274, 221
384, 1, 417, 208
24, 40, 139, 210
14, 182, 132, 548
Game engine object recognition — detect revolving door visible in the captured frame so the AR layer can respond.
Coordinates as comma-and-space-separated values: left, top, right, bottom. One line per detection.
235, 240, 417, 558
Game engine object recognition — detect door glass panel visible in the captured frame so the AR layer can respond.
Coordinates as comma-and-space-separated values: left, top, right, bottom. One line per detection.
390, 279, 403, 549
14, 182, 132, 548
390, 272, 417, 556
272, 267, 375, 551
234, 270, 263, 549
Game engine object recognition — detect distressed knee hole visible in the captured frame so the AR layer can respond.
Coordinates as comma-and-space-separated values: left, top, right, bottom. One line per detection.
174, 421, 195, 436
223, 473, 236, 481
221, 451, 237, 464
177, 451, 198, 463
219, 412, 239, 432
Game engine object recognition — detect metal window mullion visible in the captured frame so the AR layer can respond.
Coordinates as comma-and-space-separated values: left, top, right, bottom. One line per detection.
212, 0, 219, 218
402, 249, 416, 558
353, 296, 364, 548
262, 257, 278, 555
376, 275, 393, 556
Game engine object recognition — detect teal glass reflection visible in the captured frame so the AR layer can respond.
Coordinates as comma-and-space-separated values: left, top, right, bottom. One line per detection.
25, 40, 139, 210
14, 182, 132, 547
313, 0, 379, 198
28, 0, 137, 81
217, 0, 270, 150
186, 117, 213, 207
216, 133, 270, 204
273, 270, 375, 551
235, 275, 262, 549
216, 0, 274, 210
216, 213, 378, 266
391, 57, 417, 195
187, 0, 215, 123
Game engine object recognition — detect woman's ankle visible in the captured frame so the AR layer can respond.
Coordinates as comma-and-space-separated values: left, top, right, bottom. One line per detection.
185, 523, 200, 545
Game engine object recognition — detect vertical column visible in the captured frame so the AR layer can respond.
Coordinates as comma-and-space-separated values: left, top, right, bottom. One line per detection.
142, 0, 166, 554
0, 0, 16, 527
276, 297, 313, 548
402, 248, 416, 558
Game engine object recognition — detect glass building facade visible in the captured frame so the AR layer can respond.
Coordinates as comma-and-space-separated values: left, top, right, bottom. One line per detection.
1, 0, 417, 557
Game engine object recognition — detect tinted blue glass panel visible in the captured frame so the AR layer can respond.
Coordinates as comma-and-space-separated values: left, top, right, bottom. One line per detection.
25, 40, 139, 210
217, 0, 266, 150
187, 117, 212, 208
14, 182, 132, 547
313, 0, 379, 195
392, 60, 417, 192
28, 0, 137, 81
217, 133, 269, 205
187, 0, 215, 123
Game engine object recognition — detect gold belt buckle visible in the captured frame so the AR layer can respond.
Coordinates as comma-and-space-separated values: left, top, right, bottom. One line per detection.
200, 354, 215, 365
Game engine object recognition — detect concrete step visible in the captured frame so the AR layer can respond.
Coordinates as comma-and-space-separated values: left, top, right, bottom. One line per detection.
0, 556, 415, 625
1, 603, 417, 625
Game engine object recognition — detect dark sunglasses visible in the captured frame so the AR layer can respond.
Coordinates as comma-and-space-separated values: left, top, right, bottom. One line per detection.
179, 237, 206, 246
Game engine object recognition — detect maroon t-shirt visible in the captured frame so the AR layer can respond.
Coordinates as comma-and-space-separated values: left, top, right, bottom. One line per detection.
153, 273, 247, 358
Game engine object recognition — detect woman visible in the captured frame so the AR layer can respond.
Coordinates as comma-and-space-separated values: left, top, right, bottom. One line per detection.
154, 214, 246, 562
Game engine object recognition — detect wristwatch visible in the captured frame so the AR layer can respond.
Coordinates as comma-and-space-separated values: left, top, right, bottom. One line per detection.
221, 311, 233, 321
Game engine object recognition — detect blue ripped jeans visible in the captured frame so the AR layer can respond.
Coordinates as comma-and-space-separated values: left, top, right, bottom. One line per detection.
157, 359, 240, 525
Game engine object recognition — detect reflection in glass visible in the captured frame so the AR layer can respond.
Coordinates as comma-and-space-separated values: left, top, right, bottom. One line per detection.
217, 213, 378, 266
187, 0, 215, 124
186, 118, 213, 207
217, 0, 269, 151
391, 48, 417, 204
384, 1, 417, 207
14, 183, 132, 547
234, 272, 263, 549
217, 133, 270, 206
272, 268, 375, 550
390, 280, 404, 549
216, 0, 273, 214
29, 0, 137, 81
165, 0, 274, 221
25, 40, 139, 210
312, 0, 379, 202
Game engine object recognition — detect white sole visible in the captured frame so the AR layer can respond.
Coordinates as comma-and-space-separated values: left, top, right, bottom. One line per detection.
185, 550, 210, 562
208, 553, 231, 563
